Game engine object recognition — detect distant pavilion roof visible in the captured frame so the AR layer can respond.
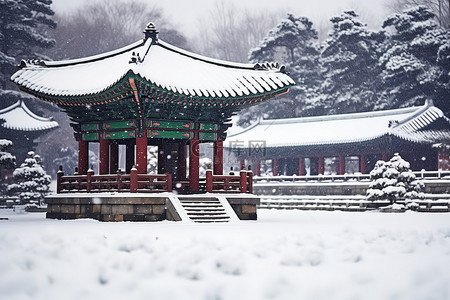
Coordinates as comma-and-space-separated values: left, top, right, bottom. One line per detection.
227, 101, 450, 148
10, 23, 294, 124
0, 100, 59, 132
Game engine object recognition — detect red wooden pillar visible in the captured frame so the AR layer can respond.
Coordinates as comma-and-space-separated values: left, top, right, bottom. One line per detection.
272, 159, 278, 176
339, 155, 345, 175
78, 140, 89, 175
177, 143, 187, 180
135, 136, 148, 174
382, 152, 387, 161
254, 159, 260, 176
213, 141, 223, 175
109, 142, 119, 173
189, 137, 200, 191
360, 155, 366, 174
298, 157, 303, 176
99, 138, 109, 175
125, 143, 134, 173
239, 170, 247, 193
318, 156, 324, 175
239, 159, 244, 171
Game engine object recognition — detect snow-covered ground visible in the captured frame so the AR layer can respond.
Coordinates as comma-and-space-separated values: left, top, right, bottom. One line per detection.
0, 209, 449, 300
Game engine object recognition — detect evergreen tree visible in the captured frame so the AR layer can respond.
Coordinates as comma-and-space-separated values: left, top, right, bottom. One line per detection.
0, 138, 16, 195
315, 11, 385, 115
0, 0, 56, 98
366, 153, 424, 205
377, 6, 449, 113
239, 14, 320, 126
8, 151, 51, 205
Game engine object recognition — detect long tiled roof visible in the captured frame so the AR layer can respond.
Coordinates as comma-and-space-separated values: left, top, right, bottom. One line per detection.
227, 101, 450, 148
10, 29, 294, 103
0, 100, 59, 132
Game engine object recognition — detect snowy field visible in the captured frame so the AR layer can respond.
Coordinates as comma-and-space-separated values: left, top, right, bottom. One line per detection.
0, 209, 449, 300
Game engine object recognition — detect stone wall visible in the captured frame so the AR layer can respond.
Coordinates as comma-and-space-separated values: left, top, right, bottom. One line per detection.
226, 196, 260, 220
46, 195, 167, 222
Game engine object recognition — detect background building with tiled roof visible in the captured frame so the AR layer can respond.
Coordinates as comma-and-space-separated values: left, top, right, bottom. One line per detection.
226, 100, 450, 176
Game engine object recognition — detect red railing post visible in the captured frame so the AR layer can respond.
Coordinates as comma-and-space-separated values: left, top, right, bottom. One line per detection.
87, 169, 94, 192
117, 171, 122, 192
206, 170, 213, 193
130, 167, 138, 193
247, 171, 253, 194
240, 170, 247, 193
56, 165, 64, 193
166, 173, 173, 192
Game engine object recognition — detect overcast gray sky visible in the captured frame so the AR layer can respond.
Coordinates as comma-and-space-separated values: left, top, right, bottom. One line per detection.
52, 0, 390, 38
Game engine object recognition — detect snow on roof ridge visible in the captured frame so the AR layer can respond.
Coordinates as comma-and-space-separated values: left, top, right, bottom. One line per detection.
256, 105, 423, 127
26, 40, 145, 68
158, 39, 261, 70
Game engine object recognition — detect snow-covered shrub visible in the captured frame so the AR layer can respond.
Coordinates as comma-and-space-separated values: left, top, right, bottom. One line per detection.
7, 151, 51, 206
199, 157, 212, 178
366, 153, 424, 204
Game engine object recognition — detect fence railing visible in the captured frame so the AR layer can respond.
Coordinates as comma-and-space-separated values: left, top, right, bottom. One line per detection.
204, 170, 253, 194
57, 168, 172, 193
56, 168, 253, 194
254, 170, 450, 183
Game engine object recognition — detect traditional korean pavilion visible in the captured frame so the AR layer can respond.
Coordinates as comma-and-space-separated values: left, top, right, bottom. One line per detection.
227, 101, 450, 176
0, 100, 58, 164
11, 23, 295, 194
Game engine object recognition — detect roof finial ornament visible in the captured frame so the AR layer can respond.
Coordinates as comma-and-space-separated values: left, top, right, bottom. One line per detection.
144, 22, 158, 44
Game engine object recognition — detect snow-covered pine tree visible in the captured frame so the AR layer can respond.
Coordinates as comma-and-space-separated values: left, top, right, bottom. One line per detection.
366, 153, 424, 205
316, 11, 384, 115
378, 6, 449, 114
0, 0, 56, 103
0, 139, 16, 195
238, 14, 320, 126
7, 151, 51, 206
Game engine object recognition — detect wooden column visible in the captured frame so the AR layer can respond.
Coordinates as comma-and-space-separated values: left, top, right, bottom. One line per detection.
272, 159, 278, 176
240, 159, 245, 171
177, 143, 187, 180
255, 159, 260, 176
339, 155, 345, 175
318, 156, 324, 175
78, 140, 89, 175
99, 138, 109, 175
125, 143, 134, 173
213, 141, 223, 175
298, 157, 303, 176
109, 142, 119, 173
189, 137, 200, 191
360, 155, 366, 174
382, 152, 387, 161
135, 136, 148, 174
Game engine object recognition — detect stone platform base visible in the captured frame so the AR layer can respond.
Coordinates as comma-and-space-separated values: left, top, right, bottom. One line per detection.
45, 193, 260, 222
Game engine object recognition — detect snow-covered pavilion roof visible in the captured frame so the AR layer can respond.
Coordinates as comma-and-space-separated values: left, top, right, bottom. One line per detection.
0, 100, 58, 132
10, 24, 294, 105
227, 101, 450, 148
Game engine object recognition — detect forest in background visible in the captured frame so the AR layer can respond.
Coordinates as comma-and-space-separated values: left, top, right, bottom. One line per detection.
0, 0, 449, 176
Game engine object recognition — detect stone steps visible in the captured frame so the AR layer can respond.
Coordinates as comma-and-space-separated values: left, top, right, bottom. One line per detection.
178, 196, 231, 223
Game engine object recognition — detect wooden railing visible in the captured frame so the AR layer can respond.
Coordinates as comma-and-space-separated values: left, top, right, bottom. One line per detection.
204, 170, 253, 193
57, 168, 172, 193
